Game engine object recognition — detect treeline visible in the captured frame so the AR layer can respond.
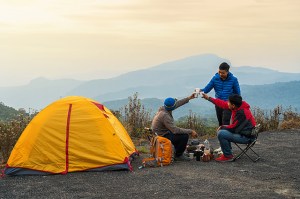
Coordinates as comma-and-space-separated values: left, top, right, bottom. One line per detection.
0, 109, 38, 165
0, 102, 20, 121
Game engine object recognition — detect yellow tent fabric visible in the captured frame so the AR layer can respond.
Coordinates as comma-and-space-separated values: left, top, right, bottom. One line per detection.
5, 96, 137, 175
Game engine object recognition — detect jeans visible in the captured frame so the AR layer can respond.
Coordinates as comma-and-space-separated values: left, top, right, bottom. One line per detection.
217, 129, 254, 156
215, 106, 232, 126
163, 132, 189, 157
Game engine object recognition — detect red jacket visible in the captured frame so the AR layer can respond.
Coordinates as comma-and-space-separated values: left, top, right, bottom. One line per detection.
209, 97, 256, 135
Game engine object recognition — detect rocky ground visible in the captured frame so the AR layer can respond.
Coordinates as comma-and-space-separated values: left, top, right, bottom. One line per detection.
1, 130, 300, 199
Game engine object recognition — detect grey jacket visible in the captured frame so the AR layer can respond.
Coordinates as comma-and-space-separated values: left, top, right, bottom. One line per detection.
151, 97, 193, 136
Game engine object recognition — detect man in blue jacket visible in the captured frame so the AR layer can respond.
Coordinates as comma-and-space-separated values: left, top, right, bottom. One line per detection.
201, 62, 240, 126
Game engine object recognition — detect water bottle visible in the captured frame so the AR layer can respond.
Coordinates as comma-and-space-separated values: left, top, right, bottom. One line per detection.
203, 139, 210, 155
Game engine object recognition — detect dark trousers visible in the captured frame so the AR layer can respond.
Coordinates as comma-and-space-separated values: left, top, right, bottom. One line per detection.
163, 132, 189, 157
215, 106, 232, 126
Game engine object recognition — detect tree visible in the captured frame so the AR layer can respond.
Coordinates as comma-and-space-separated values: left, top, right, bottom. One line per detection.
121, 92, 152, 138
0, 112, 34, 164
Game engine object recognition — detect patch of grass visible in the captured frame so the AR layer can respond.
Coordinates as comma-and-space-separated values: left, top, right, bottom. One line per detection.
253, 106, 300, 132
136, 146, 149, 154
279, 118, 300, 130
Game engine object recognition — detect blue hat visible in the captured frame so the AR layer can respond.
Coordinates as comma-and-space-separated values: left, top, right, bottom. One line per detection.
164, 97, 177, 111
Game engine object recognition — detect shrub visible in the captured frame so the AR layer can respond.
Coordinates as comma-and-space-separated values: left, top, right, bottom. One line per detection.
252, 105, 300, 131
120, 92, 152, 138
252, 106, 282, 132
0, 112, 34, 164
177, 110, 218, 138
280, 118, 300, 130
279, 106, 300, 130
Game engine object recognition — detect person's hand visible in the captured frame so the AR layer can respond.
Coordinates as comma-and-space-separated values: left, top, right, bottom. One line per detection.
201, 93, 210, 100
188, 93, 196, 100
191, 130, 198, 138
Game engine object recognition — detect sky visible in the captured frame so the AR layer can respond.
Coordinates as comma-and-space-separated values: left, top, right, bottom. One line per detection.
0, 0, 299, 87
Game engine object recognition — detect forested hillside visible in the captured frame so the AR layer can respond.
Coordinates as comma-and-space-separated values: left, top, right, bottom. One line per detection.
0, 102, 19, 121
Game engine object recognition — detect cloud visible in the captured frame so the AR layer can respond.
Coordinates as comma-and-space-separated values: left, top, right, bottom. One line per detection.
1, 0, 299, 36
0, 0, 299, 87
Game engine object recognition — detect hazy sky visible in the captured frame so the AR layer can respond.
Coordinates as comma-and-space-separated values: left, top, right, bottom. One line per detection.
0, 0, 299, 86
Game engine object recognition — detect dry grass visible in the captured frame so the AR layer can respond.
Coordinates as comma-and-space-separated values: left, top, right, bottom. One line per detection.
279, 118, 300, 130
253, 106, 300, 131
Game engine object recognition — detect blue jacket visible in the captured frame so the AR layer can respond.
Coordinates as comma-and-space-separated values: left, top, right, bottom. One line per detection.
201, 72, 240, 100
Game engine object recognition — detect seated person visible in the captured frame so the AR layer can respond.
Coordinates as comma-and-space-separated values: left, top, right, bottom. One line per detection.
151, 94, 198, 161
201, 93, 256, 162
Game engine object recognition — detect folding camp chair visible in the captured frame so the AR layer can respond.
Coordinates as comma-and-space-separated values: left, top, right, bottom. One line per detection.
233, 124, 261, 162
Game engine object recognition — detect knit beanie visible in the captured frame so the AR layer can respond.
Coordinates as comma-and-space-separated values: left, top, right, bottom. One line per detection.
164, 97, 177, 111
229, 94, 242, 107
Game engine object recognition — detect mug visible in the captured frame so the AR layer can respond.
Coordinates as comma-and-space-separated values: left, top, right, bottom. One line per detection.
194, 88, 200, 98
201, 153, 211, 162
194, 150, 203, 161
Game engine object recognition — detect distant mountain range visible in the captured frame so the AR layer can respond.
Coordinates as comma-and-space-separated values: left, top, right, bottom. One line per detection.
0, 54, 300, 118
103, 81, 300, 119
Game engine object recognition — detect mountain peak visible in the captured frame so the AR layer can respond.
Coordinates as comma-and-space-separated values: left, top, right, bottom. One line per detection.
29, 77, 49, 85
149, 53, 230, 71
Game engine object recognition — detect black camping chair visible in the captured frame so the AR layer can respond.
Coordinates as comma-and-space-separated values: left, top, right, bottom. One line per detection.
233, 124, 261, 162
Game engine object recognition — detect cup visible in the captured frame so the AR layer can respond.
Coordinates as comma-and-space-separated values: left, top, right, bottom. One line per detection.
204, 149, 210, 155
194, 88, 200, 98
201, 153, 211, 162
189, 153, 194, 159
194, 150, 203, 161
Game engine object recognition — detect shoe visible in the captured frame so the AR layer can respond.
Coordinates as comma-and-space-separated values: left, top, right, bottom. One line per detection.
175, 154, 191, 161
215, 154, 234, 162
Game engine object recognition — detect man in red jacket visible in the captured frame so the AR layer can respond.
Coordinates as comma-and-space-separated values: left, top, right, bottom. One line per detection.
202, 93, 256, 162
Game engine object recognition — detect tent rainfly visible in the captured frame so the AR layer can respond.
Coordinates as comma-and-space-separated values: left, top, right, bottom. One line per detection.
4, 96, 138, 175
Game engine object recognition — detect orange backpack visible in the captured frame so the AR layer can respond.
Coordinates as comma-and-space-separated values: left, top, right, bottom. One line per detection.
142, 135, 174, 167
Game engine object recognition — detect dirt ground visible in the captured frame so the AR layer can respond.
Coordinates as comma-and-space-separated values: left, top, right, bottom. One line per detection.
1, 130, 300, 199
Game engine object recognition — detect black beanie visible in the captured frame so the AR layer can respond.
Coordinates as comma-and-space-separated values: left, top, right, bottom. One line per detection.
219, 62, 230, 71
229, 94, 242, 107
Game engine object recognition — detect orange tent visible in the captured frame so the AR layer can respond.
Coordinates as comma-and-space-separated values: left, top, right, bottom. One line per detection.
5, 96, 137, 175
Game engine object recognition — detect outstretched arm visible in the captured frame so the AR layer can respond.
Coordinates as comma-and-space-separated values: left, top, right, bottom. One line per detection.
201, 93, 229, 109
201, 77, 214, 93
173, 93, 195, 110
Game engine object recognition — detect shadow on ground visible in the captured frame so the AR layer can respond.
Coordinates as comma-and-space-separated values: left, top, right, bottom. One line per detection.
1, 130, 300, 199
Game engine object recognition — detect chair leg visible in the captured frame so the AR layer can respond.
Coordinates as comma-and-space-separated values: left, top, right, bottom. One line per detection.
247, 147, 260, 162
233, 142, 260, 162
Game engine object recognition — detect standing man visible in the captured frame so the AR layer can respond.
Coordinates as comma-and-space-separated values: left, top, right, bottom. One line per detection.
201, 62, 240, 126
151, 94, 198, 161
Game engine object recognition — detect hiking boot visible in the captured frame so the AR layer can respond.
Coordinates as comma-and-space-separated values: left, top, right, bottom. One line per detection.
175, 154, 191, 161
215, 154, 234, 162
